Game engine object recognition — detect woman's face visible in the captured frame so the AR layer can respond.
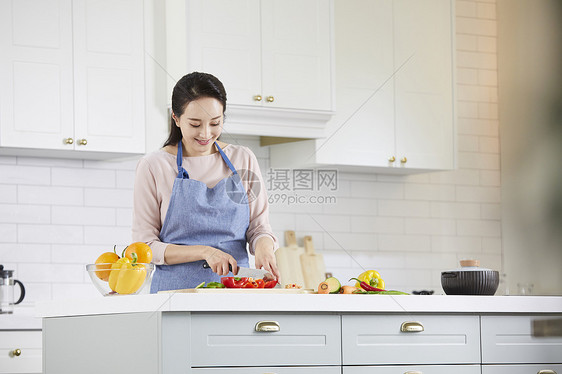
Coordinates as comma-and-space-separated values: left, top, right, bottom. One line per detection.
173, 97, 224, 156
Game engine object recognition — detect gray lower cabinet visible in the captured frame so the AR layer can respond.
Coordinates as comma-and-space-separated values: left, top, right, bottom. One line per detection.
190, 313, 341, 367
344, 365, 481, 373
342, 315, 481, 365
481, 365, 562, 374
481, 315, 562, 364
191, 367, 341, 373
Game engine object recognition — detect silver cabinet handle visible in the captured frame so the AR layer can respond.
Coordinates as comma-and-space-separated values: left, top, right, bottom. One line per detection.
538, 370, 557, 374
400, 321, 424, 332
255, 320, 280, 332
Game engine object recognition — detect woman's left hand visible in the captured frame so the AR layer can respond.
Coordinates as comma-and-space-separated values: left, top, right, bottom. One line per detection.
254, 236, 280, 280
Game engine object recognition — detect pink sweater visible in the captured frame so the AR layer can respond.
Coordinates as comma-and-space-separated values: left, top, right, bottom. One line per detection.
132, 144, 278, 265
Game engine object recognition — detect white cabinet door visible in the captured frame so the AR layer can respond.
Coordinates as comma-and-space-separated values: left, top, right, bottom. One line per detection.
186, 0, 262, 107
0, 330, 42, 374
261, 0, 332, 111
314, 0, 395, 167
192, 367, 341, 374
0, 0, 74, 150
185, 0, 333, 113
72, 0, 145, 154
393, 0, 454, 170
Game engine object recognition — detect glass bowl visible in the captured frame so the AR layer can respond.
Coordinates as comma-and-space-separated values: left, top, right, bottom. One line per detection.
86, 263, 155, 296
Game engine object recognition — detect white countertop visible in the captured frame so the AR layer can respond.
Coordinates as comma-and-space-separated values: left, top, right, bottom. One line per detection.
0, 306, 42, 330
36, 293, 562, 318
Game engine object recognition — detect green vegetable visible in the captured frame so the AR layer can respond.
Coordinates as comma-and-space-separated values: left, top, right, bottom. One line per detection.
324, 277, 341, 294
205, 282, 225, 288
195, 282, 205, 289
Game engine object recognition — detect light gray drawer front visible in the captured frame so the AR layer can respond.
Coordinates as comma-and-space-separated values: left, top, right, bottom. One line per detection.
482, 364, 562, 374
481, 315, 562, 364
192, 366, 341, 373
191, 313, 341, 367
344, 365, 481, 374
342, 315, 480, 365
0, 330, 42, 374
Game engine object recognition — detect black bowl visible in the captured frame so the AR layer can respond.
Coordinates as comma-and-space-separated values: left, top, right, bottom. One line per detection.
441, 270, 499, 295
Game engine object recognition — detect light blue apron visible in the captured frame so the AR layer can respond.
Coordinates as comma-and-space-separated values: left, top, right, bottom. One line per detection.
150, 142, 250, 293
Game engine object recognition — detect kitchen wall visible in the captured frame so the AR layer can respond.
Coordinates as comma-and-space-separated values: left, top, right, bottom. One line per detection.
0, 0, 502, 304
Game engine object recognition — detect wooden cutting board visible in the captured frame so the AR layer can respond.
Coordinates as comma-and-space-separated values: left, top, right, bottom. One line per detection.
275, 230, 305, 288
300, 236, 327, 289
158, 288, 315, 294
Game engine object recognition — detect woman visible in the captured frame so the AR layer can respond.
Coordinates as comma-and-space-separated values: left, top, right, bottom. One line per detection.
132, 72, 280, 293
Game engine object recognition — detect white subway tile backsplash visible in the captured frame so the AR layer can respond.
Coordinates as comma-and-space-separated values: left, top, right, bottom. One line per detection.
0, 223, 17, 242
477, 2, 496, 19
457, 118, 499, 136
457, 151, 500, 170
456, 0, 477, 17
477, 36, 497, 53
0, 185, 17, 203
83, 226, 131, 246
0, 164, 51, 185
0, 243, 51, 262
404, 184, 456, 201
0, 204, 50, 224
456, 17, 497, 36
431, 235, 483, 253
52, 167, 115, 187
457, 51, 497, 70
1, 1, 503, 300
456, 185, 501, 202
378, 200, 430, 217
480, 170, 501, 186
405, 218, 457, 235
18, 185, 84, 206
428, 169, 481, 185
116, 208, 133, 226
350, 216, 404, 234
18, 224, 84, 244
295, 213, 350, 233
52, 206, 116, 226
456, 219, 501, 237
85, 188, 133, 208
430, 201, 481, 219
378, 234, 431, 252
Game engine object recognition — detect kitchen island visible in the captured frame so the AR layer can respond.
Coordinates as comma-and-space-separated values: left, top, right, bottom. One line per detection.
38, 294, 562, 374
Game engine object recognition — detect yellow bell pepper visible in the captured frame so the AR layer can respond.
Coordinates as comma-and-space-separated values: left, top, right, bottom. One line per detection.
108, 257, 146, 295
355, 270, 385, 290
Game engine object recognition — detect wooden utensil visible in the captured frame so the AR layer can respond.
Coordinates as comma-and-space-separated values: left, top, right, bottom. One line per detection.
300, 236, 327, 289
274, 230, 305, 288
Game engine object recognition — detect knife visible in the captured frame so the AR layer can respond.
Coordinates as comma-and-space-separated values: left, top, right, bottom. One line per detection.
202, 261, 275, 281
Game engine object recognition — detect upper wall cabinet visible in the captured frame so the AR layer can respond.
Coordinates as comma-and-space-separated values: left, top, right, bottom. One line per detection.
269, 0, 455, 173
181, 0, 335, 138
0, 0, 145, 158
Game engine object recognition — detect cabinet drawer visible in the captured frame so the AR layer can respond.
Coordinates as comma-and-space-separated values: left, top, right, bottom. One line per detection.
0, 330, 42, 374
190, 313, 341, 367
482, 364, 562, 374
192, 366, 341, 373
481, 315, 562, 364
342, 314, 480, 365
344, 365, 481, 374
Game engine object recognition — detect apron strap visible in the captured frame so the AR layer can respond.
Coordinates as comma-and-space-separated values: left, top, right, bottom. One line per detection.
176, 142, 190, 179
215, 142, 238, 175
176, 141, 237, 179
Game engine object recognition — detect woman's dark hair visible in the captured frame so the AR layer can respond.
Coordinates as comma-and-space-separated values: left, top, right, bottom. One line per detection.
163, 72, 227, 147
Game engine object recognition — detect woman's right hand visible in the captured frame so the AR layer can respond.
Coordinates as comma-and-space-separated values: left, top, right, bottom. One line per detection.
204, 246, 238, 276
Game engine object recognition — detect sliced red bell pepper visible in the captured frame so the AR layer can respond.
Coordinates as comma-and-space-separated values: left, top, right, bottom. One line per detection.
221, 277, 249, 288
264, 280, 278, 288
254, 279, 265, 288
243, 280, 258, 288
